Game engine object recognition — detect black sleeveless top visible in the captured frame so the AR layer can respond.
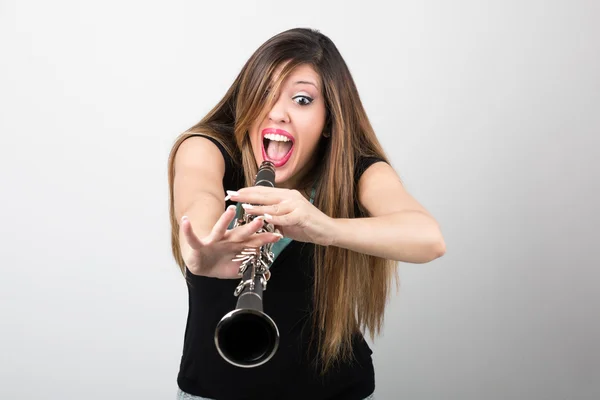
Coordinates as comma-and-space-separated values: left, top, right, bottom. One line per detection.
177, 135, 384, 400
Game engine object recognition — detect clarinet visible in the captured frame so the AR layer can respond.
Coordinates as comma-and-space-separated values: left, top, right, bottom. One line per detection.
214, 160, 280, 368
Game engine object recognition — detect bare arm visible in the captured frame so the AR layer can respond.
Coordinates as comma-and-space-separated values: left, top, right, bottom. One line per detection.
331, 161, 446, 263
172, 136, 227, 255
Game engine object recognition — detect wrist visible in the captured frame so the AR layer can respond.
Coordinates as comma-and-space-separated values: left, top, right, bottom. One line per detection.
324, 216, 344, 247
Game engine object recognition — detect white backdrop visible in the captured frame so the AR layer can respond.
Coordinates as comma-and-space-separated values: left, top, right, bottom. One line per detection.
1, 0, 599, 399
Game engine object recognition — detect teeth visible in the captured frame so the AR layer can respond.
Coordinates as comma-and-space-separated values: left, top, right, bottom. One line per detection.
264, 133, 291, 142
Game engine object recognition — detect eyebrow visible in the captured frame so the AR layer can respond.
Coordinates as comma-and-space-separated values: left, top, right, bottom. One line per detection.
294, 80, 319, 89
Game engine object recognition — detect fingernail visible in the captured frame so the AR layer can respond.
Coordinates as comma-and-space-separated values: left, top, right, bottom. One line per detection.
273, 232, 283, 238
224, 190, 240, 201
264, 213, 273, 220
181, 215, 188, 223
227, 205, 236, 211
241, 203, 253, 209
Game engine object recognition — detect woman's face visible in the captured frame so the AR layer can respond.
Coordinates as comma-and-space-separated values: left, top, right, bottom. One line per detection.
249, 63, 327, 189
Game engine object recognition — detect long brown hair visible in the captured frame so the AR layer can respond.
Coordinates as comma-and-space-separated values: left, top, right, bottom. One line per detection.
167, 28, 398, 372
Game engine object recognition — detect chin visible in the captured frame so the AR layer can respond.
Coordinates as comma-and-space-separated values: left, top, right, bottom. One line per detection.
273, 170, 292, 186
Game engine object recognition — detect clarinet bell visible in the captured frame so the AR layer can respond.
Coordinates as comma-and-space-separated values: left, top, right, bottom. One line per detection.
214, 303, 279, 368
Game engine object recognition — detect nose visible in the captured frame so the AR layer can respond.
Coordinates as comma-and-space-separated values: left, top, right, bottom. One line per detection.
267, 96, 289, 124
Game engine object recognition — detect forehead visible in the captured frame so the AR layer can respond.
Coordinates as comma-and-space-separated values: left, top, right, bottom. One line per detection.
272, 63, 321, 88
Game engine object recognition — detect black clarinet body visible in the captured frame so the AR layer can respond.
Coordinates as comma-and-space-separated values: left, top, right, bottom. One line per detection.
214, 161, 280, 368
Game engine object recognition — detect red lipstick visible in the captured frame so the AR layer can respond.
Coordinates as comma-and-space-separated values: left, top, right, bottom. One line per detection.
261, 128, 295, 167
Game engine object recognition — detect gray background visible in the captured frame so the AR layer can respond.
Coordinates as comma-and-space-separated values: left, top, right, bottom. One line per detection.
1, 0, 598, 399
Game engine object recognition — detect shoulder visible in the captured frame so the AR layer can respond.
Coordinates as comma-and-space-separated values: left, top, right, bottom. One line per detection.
355, 156, 431, 217
174, 134, 228, 171
173, 133, 240, 182
354, 156, 387, 183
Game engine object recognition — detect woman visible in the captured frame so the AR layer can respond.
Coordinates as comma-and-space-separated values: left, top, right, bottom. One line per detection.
167, 28, 445, 400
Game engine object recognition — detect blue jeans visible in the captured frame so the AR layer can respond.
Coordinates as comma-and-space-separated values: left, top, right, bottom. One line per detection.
177, 388, 375, 399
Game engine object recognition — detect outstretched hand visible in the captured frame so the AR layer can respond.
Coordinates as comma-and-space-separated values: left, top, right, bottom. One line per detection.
226, 187, 335, 246
180, 205, 283, 279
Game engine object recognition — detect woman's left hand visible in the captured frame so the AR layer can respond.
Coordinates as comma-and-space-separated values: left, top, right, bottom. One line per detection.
226, 187, 335, 246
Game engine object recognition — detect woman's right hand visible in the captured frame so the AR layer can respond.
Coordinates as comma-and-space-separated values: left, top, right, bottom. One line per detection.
179, 205, 283, 279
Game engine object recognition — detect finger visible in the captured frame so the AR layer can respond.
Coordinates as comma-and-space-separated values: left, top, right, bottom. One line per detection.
241, 202, 292, 217
209, 205, 238, 240
227, 187, 288, 206
180, 216, 204, 249
244, 231, 284, 248
263, 211, 294, 226
227, 215, 266, 242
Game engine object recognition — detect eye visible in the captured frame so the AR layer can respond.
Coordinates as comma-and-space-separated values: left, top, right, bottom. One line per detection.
293, 95, 313, 106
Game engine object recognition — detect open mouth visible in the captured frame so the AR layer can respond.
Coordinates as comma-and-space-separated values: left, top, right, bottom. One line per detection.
261, 129, 294, 167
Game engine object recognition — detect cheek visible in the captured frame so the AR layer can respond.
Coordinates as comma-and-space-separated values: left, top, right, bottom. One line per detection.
294, 133, 322, 165
249, 125, 261, 152
297, 115, 325, 153
304, 132, 322, 150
